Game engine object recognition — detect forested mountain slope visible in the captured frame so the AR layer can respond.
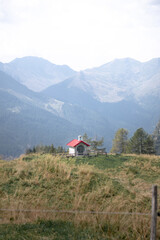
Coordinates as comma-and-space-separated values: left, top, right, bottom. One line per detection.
0, 57, 160, 157
0, 71, 83, 157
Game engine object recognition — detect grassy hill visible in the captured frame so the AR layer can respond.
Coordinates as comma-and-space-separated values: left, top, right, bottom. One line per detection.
0, 154, 160, 239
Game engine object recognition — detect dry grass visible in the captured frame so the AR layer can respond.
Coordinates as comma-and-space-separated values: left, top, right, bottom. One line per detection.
0, 153, 160, 239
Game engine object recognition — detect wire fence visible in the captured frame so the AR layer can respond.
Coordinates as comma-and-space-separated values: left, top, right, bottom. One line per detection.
0, 186, 157, 217
0, 208, 151, 216
0, 186, 159, 240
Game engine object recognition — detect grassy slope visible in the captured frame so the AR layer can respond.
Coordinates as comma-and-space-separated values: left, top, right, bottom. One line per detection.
0, 154, 160, 239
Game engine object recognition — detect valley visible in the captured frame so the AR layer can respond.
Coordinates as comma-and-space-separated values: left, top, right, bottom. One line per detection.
0, 56, 160, 157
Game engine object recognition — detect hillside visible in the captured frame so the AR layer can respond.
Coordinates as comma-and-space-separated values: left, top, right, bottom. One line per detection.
42, 57, 160, 134
0, 71, 84, 157
0, 70, 113, 157
43, 57, 160, 104
1, 57, 160, 157
0, 56, 76, 91
0, 153, 160, 239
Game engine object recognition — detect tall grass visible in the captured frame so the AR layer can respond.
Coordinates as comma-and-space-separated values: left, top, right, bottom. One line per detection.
0, 153, 160, 239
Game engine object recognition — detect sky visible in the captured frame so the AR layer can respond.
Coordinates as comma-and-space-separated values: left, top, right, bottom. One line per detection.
0, 0, 160, 70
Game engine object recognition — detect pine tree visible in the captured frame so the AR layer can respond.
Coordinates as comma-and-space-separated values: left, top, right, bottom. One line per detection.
127, 128, 155, 154
57, 146, 64, 153
26, 148, 32, 154
32, 146, 36, 153
153, 120, 160, 155
50, 144, 55, 153
110, 128, 128, 154
83, 133, 92, 144
144, 135, 155, 154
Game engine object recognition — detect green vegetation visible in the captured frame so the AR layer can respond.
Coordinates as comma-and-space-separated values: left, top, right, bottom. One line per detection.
0, 153, 160, 239
83, 133, 104, 150
69, 154, 132, 170
0, 220, 110, 240
153, 120, 160, 155
111, 127, 155, 155
26, 144, 65, 155
127, 128, 155, 154
110, 128, 128, 154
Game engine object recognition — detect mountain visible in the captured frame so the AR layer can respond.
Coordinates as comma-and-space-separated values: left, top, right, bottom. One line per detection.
41, 57, 160, 154
84, 58, 160, 103
43, 57, 160, 105
1, 57, 160, 157
43, 58, 160, 133
0, 56, 76, 91
0, 71, 83, 157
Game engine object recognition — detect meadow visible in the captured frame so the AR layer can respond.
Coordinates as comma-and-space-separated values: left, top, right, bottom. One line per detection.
0, 153, 160, 239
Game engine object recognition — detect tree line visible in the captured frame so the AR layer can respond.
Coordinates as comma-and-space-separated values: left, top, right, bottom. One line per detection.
26, 134, 105, 156
25, 120, 160, 156
82, 130, 156, 155
110, 128, 155, 154
26, 144, 65, 154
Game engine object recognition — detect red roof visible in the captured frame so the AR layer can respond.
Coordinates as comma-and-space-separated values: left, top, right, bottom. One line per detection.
66, 139, 90, 147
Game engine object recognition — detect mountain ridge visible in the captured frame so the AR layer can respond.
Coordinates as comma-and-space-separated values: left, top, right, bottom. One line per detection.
0, 56, 160, 157
0, 56, 76, 92
0, 70, 85, 157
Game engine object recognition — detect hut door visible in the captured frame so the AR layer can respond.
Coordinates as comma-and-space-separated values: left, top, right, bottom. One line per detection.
77, 145, 84, 155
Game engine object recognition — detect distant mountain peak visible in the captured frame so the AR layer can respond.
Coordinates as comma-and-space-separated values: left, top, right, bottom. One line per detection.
0, 56, 76, 92
1, 56, 160, 157
112, 57, 141, 63
9, 56, 56, 66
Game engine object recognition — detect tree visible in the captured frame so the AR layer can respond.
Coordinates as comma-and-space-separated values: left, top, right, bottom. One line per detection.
153, 120, 160, 155
91, 137, 104, 150
56, 146, 65, 153
26, 148, 32, 154
83, 133, 104, 150
127, 128, 155, 154
83, 133, 92, 144
110, 128, 128, 154
50, 144, 55, 154
32, 146, 36, 153
144, 135, 155, 154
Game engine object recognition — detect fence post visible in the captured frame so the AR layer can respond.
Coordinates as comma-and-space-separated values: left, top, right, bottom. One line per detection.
150, 185, 158, 240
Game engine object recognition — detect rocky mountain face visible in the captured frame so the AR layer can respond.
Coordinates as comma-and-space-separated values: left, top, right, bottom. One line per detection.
0, 70, 83, 157
0, 56, 160, 157
43, 57, 160, 130
47, 57, 160, 104
0, 56, 76, 92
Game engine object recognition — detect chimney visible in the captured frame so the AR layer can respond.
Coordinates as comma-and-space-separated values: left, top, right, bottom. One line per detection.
78, 135, 83, 141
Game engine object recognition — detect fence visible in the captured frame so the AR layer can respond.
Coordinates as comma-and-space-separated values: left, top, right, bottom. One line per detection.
0, 185, 159, 240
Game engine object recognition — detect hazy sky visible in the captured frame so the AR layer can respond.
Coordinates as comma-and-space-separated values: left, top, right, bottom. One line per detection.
0, 0, 160, 70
